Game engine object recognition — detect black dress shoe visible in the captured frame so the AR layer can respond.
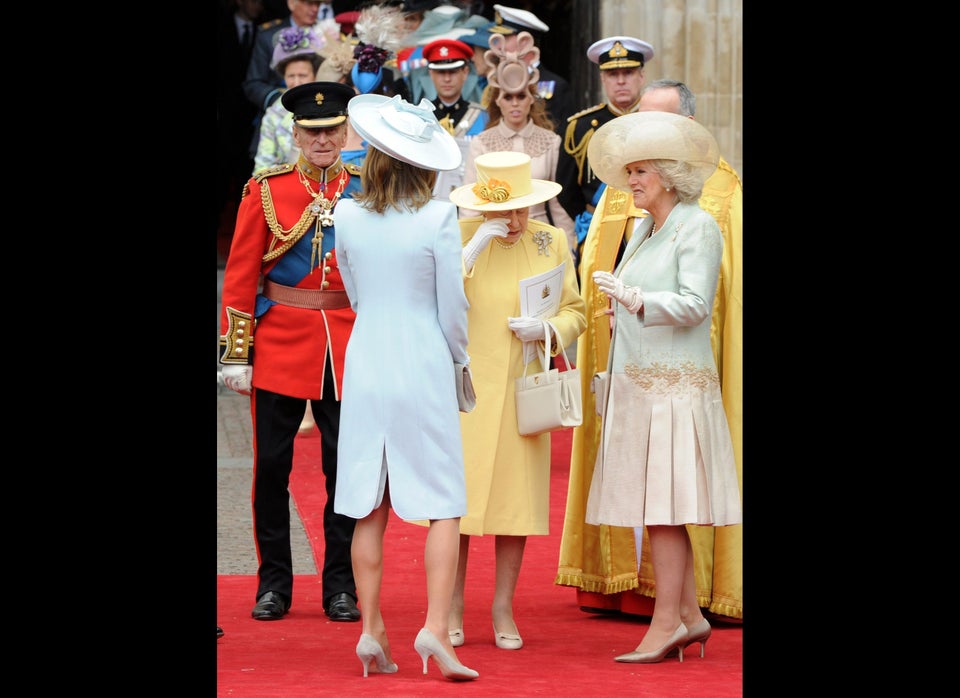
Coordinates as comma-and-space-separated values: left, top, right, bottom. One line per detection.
251, 591, 289, 620
217, 626, 224, 638
325, 592, 361, 622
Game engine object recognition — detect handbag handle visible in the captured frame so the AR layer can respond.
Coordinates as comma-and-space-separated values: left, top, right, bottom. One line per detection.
546, 320, 574, 371
521, 320, 573, 378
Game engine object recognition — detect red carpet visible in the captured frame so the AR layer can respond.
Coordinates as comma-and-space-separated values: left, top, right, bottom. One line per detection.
217, 429, 743, 696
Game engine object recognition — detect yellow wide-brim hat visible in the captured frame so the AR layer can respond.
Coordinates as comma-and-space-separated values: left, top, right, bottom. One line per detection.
587, 111, 719, 192
449, 151, 561, 211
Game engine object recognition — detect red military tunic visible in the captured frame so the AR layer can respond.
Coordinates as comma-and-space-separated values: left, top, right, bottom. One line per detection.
219, 158, 362, 400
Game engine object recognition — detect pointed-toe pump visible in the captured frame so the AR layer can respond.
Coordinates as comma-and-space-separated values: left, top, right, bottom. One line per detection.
614, 624, 689, 664
666, 617, 713, 659
355, 633, 398, 677
414, 627, 479, 680
681, 618, 712, 658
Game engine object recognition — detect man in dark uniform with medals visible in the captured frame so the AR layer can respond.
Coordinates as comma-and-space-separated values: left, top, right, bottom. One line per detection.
555, 35, 654, 271
220, 81, 363, 623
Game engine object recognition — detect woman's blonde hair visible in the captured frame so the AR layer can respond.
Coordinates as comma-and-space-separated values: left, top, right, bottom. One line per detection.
352, 147, 437, 214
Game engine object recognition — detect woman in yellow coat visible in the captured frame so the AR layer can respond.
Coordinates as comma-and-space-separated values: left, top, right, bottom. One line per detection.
448, 151, 587, 650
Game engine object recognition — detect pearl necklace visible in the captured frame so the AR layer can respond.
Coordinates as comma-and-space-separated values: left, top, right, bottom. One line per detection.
495, 234, 521, 249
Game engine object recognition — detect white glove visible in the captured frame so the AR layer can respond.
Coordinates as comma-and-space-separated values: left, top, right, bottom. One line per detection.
221, 365, 253, 395
508, 316, 546, 342
593, 271, 643, 314
462, 218, 510, 271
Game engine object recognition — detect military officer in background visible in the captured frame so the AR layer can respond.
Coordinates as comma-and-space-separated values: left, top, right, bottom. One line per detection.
219, 81, 363, 624
422, 38, 488, 202
555, 35, 654, 273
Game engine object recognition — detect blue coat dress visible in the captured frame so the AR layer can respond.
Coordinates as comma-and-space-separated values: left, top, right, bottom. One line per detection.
333, 198, 471, 521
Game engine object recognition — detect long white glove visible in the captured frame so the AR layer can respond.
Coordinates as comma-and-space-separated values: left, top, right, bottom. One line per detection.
593, 270, 643, 314
462, 218, 510, 271
508, 316, 546, 342
221, 365, 253, 395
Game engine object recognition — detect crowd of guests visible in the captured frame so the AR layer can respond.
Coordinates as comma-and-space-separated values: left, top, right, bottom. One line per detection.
217, 0, 743, 682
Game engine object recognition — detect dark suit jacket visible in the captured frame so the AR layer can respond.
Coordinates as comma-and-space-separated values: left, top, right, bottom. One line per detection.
535, 65, 575, 136
218, 8, 261, 200
555, 103, 621, 221
242, 17, 288, 112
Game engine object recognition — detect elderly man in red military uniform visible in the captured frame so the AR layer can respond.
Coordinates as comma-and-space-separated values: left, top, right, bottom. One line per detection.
220, 80, 362, 623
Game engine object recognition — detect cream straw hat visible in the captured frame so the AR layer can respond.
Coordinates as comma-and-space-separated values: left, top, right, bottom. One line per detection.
449, 151, 561, 211
586, 110, 719, 192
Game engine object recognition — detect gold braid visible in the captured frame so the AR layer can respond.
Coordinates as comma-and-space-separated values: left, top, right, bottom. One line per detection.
260, 179, 318, 263
563, 119, 596, 186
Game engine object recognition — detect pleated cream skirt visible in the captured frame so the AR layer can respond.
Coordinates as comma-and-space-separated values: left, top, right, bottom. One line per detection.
585, 375, 742, 528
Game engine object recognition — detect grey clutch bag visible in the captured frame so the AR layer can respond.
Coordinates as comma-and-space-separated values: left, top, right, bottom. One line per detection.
455, 362, 476, 413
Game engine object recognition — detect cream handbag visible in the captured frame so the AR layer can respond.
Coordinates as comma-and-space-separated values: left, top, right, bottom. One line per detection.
514, 321, 582, 436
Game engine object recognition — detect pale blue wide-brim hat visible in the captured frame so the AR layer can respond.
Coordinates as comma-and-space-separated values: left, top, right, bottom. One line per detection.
348, 93, 462, 171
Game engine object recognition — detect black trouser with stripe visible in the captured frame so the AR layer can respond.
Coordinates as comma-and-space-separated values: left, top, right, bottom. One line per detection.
251, 362, 356, 611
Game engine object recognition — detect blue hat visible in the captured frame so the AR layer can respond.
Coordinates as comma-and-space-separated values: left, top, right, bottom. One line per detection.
460, 21, 495, 49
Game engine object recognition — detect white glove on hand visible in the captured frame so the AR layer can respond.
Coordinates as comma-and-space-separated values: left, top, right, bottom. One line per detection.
508, 316, 546, 342
593, 271, 643, 314
462, 218, 510, 271
221, 365, 253, 395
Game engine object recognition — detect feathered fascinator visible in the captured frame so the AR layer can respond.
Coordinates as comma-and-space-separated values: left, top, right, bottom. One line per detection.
316, 38, 357, 83
350, 4, 408, 93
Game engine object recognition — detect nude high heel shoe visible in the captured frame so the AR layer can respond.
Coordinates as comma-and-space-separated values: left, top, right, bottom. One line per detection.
614, 624, 689, 663
448, 628, 465, 647
493, 622, 523, 650
414, 627, 479, 680
682, 618, 712, 658
355, 633, 398, 677
666, 617, 713, 659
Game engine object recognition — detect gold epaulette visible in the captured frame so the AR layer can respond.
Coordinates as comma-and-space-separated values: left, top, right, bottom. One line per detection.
219, 307, 254, 364
564, 104, 607, 184
254, 162, 296, 183
259, 18, 282, 30
345, 163, 362, 176
566, 103, 606, 123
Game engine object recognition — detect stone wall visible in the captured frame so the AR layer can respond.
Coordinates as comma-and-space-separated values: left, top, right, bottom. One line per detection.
568, 0, 743, 181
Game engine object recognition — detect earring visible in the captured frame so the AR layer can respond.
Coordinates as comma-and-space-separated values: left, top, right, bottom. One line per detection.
665, 187, 671, 191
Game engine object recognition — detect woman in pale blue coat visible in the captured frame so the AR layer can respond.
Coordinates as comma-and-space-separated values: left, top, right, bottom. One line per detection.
333, 93, 479, 682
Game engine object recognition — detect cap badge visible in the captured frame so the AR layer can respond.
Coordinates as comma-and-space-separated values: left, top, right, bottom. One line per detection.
609, 41, 628, 58
439, 46, 450, 58
314, 92, 324, 106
